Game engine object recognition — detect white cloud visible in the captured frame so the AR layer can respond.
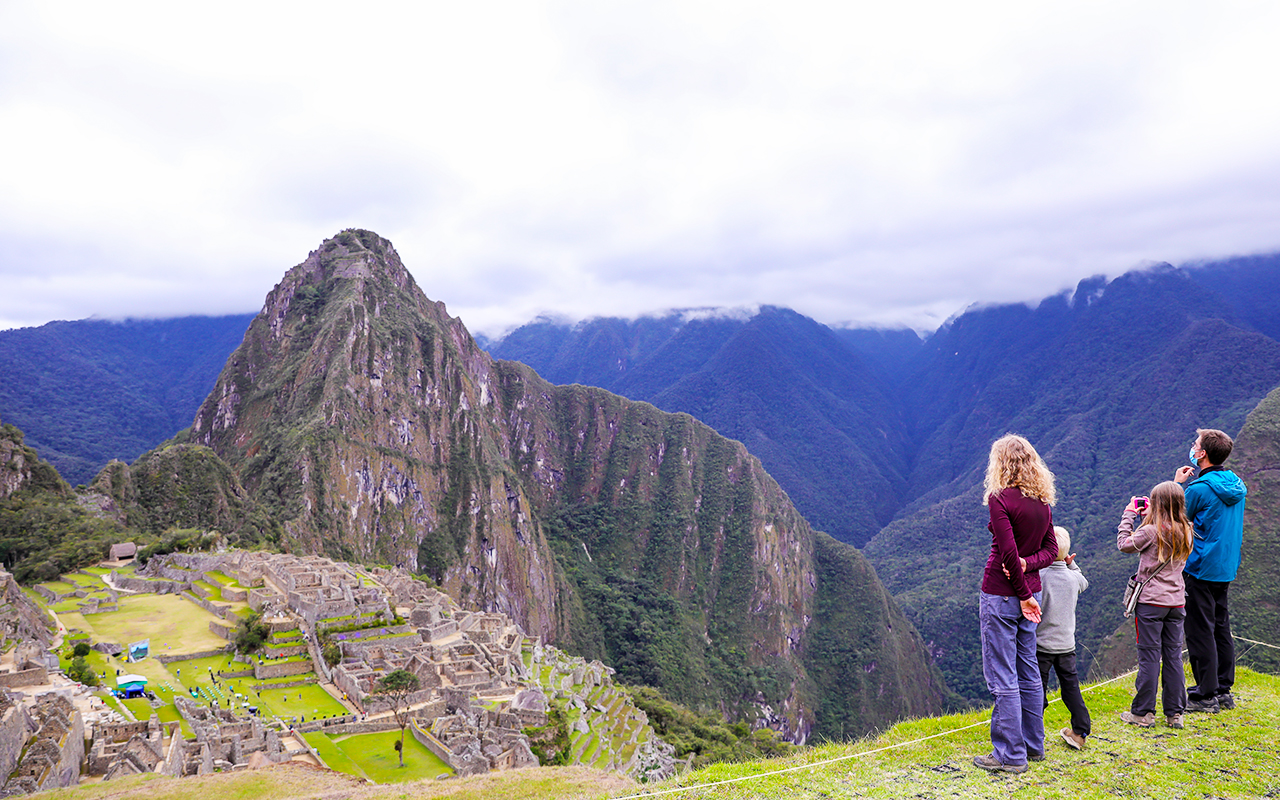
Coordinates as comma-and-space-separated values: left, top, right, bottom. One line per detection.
2, 0, 1280, 336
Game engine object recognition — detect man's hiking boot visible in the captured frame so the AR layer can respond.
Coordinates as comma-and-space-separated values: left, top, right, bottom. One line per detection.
1185, 696, 1220, 713
1217, 692, 1235, 710
1166, 714, 1184, 729
1060, 728, 1087, 749
972, 753, 1028, 773
1120, 710, 1155, 727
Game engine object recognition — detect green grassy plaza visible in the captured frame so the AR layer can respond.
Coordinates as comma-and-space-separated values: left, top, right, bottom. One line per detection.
75, 593, 231, 653
303, 728, 452, 782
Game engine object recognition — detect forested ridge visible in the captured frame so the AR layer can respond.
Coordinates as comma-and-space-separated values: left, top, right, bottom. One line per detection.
0, 314, 254, 485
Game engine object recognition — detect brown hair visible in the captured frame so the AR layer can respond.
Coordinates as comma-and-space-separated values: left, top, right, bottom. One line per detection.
1196, 429, 1233, 465
1140, 481, 1194, 563
983, 434, 1057, 506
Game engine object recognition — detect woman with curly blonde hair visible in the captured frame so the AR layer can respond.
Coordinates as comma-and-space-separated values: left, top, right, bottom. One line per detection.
973, 434, 1060, 774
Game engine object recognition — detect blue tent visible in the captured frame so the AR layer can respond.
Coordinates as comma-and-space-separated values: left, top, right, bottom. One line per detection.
117, 674, 148, 698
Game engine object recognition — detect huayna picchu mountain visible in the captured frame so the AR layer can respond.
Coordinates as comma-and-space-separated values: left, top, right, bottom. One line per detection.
186, 229, 951, 741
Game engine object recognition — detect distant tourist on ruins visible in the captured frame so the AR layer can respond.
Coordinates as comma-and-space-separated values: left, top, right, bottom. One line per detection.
973, 434, 1059, 774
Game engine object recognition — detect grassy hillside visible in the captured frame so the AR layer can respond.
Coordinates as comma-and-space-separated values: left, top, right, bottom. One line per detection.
642, 665, 1280, 799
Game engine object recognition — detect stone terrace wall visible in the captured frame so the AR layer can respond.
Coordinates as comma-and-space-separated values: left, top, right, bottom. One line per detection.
112, 574, 186, 594
0, 667, 47, 688
157, 646, 232, 664
254, 659, 314, 680
183, 592, 238, 622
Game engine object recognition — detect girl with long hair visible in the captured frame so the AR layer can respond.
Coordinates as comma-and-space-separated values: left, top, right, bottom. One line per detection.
973, 434, 1060, 774
1117, 480, 1195, 728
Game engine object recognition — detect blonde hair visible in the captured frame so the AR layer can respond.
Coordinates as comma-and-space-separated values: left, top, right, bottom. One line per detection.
983, 434, 1057, 506
1053, 526, 1071, 561
1141, 481, 1194, 563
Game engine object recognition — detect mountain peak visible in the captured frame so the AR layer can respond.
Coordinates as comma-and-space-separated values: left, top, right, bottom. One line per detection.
292, 228, 411, 289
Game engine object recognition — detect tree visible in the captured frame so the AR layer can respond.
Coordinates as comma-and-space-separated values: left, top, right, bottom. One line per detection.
234, 610, 271, 653
376, 668, 420, 767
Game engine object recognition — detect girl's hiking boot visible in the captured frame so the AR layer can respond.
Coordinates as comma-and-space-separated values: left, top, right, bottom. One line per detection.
1120, 710, 1155, 727
1166, 714, 1184, 729
1059, 728, 1087, 749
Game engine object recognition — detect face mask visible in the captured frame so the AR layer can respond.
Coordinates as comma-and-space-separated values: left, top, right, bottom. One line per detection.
1189, 447, 1200, 467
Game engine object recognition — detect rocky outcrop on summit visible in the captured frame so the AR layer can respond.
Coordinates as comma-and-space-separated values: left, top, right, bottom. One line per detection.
190, 229, 949, 740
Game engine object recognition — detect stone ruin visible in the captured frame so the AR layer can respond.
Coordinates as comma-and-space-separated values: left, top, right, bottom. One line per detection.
0, 694, 84, 797
9, 549, 677, 790
161, 697, 290, 776
88, 715, 166, 780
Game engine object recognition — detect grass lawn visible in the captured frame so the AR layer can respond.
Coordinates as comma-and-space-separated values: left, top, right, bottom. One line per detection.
76, 594, 229, 655
637, 666, 1280, 799
253, 683, 347, 721
37, 581, 76, 595
301, 731, 368, 780
329, 728, 452, 782
205, 571, 235, 585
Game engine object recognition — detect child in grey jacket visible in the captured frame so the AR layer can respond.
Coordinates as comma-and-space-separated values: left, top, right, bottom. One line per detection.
1036, 526, 1091, 749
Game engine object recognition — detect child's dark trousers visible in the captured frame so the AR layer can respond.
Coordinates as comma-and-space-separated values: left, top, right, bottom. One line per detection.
1037, 650, 1091, 736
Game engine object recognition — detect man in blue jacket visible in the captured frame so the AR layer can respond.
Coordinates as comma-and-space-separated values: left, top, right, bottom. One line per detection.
1174, 428, 1246, 713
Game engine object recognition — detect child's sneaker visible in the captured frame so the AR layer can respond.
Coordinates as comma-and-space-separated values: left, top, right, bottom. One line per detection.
1059, 727, 1086, 749
1120, 710, 1155, 727
1166, 714, 1184, 729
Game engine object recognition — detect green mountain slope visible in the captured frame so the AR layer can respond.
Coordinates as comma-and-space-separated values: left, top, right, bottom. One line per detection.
1227, 384, 1280, 675
0, 418, 121, 582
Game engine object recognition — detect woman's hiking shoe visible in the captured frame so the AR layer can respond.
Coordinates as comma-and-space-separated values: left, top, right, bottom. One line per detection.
1060, 728, 1087, 749
1185, 696, 1220, 713
1217, 692, 1235, 710
1166, 714, 1184, 729
972, 754, 1028, 773
1120, 711, 1155, 727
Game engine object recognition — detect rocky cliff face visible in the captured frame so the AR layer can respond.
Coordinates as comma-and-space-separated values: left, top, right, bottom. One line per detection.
190, 229, 949, 740
0, 420, 67, 501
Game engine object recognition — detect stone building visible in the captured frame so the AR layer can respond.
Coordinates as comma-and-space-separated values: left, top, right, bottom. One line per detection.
0, 694, 84, 797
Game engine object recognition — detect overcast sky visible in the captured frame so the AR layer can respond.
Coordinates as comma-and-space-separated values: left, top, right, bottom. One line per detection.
3, 2, 1279, 337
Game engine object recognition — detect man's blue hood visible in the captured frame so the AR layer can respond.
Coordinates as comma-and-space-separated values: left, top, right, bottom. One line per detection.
1192, 469, 1247, 506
